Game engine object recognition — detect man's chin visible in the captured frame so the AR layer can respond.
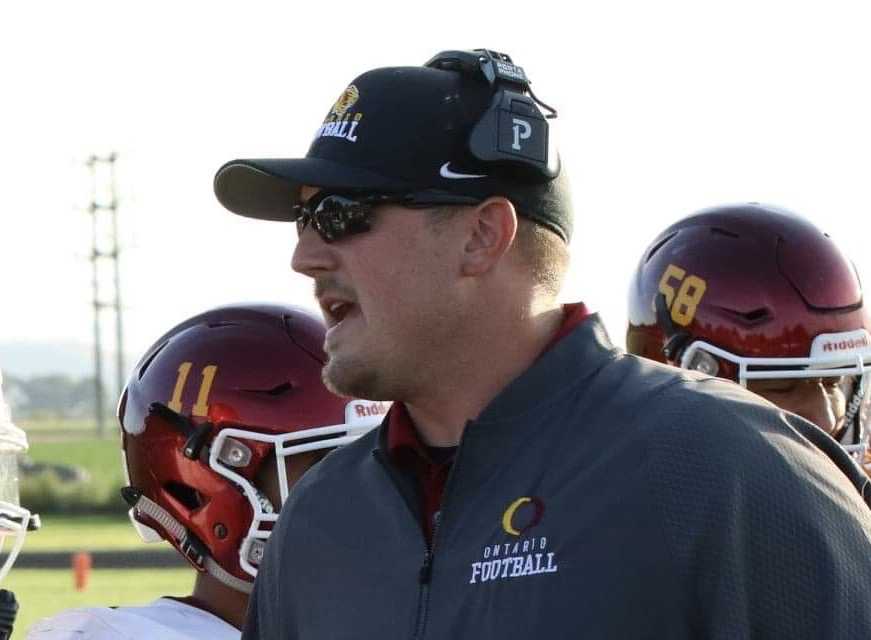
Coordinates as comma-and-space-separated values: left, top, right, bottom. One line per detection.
322, 357, 383, 400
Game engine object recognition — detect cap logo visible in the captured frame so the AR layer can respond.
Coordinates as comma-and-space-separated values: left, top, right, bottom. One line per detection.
330, 85, 359, 118
314, 84, 363, 144
439, 162, 487, 180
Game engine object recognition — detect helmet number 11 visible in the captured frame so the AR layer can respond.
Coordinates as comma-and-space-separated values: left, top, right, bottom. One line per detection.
658, 264, 707, 327
167, 362, 218, 417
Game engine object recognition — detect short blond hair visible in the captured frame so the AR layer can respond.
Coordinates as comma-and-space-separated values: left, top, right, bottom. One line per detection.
512, 218, 569, 299
426, 206, 568, 298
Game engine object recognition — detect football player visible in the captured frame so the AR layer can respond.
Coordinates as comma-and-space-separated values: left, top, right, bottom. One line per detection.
627, 203, 871, 469
0, 368, 39, 640
27, 304, 386, 639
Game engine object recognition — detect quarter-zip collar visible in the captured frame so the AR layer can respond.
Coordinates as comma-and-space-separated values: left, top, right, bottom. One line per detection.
384, 302, 594, 464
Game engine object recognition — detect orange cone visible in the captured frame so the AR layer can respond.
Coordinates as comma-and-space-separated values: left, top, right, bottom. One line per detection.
72, 552, 92, 591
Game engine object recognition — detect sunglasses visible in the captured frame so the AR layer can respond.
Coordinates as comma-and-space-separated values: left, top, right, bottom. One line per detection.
290, 191, 481, 243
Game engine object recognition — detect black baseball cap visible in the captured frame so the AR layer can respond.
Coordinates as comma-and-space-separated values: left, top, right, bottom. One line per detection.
214, 64, 572, 242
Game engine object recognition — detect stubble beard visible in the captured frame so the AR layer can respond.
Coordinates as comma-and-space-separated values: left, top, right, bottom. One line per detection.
322, 352, 391, 401
320, 301, 459, 403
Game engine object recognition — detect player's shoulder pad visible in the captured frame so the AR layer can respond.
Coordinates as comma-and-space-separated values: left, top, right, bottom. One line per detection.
26, 607, 128, 640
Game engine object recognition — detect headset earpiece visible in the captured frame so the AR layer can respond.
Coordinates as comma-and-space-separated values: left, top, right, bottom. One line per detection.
425, 48, 559, 181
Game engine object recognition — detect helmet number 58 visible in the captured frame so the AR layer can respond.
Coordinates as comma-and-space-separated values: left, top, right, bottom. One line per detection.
658, 264, 707, 327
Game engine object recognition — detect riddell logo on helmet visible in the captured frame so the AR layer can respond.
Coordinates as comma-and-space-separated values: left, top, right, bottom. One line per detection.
354, 401, 388, 418
810, 329, 871, 359
823, 337, 870, 352
345, 399, 389, 428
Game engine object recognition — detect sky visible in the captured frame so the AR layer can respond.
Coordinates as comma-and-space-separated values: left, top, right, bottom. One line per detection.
2, 0, 870, 382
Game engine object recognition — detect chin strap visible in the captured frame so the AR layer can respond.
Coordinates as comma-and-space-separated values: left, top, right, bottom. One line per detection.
839, 371, 867, 448
654, 293, 693, 362
121, 487, 253, 594
205, 556, 253, 594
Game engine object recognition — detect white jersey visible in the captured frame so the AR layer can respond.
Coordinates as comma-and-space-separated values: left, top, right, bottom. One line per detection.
26, 597, 239, 640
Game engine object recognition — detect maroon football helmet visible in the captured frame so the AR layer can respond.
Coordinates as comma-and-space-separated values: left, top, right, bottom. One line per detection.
627, 203, 871, 458
118, 303, 387, 593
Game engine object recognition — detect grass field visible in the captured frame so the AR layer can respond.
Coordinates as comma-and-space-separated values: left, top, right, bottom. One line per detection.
17, 417, 102, 436
7, 568, 194, 639
26, 514, 148, 551
26, 436, 123, 490
22, 436, 127, 515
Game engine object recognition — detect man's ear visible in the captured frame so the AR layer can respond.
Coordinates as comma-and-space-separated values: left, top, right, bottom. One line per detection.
461, 197, 518, 277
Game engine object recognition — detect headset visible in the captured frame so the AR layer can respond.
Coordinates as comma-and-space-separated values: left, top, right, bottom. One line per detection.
425, 49, 559, 182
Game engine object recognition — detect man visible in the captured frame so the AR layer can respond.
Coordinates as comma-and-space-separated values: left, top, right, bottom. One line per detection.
627, 203, 871, 469
215, 50, 871, 638
27, 304, 385, 639
0, 368, 40, 640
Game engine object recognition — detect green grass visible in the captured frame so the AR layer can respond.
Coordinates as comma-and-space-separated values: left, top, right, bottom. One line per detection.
21, 437, 127, 515
25, 514, 154, 552
26, 436, 123, 490
7, 568, 194, 639
18, 417, 102, 435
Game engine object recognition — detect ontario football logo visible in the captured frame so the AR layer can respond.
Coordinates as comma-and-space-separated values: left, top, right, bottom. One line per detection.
314, 84, 363, 143
468, 496, 559, 585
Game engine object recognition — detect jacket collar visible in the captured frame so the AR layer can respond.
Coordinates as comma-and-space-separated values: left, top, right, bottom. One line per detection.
375, 313, 620, 453
475, 313, 619, 425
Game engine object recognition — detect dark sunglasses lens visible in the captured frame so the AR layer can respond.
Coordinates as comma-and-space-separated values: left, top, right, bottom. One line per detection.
310, 195, 373, 243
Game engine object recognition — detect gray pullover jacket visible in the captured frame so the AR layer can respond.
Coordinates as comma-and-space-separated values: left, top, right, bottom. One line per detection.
244, 315, 871, 639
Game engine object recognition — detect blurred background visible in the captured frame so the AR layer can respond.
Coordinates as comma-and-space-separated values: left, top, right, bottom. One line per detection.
3, 0, 871, 636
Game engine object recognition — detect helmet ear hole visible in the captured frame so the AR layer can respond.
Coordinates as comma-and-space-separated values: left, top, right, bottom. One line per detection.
164, 482, 206, 511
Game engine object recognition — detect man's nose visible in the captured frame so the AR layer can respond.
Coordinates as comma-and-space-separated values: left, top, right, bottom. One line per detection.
292, 226, 337, 277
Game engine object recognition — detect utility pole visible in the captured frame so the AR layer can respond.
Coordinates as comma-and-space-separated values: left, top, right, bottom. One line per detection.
107, 155, 125, 405
86, 153, 124, 437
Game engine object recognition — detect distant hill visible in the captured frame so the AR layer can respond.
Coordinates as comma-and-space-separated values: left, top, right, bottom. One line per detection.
0, 341, 134, 379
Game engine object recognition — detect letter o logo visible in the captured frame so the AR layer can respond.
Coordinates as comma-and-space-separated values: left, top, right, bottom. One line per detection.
501, 496, 545, 536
